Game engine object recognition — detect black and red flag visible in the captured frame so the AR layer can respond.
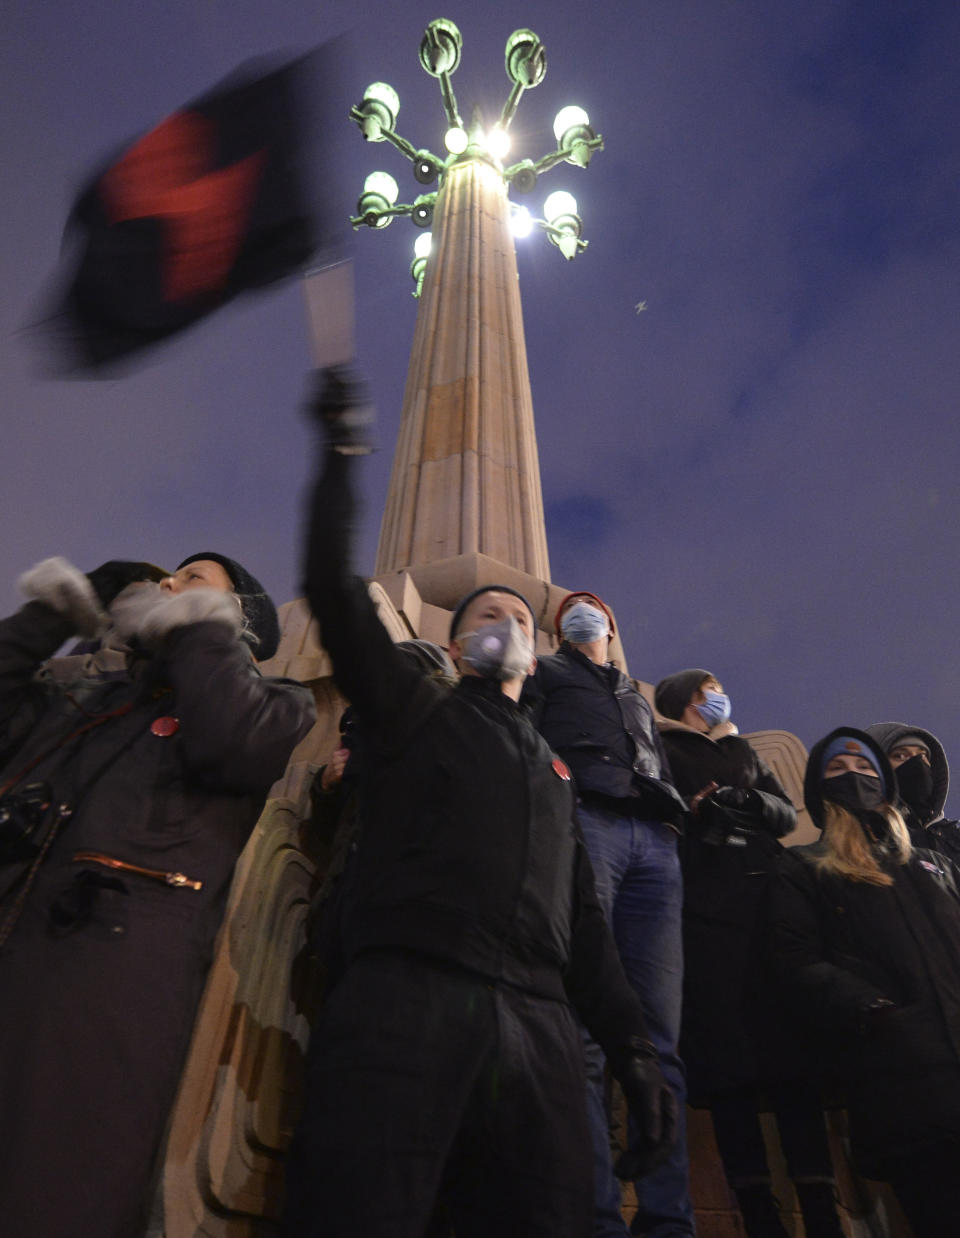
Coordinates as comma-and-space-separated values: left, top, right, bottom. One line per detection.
39, 51, 335, 372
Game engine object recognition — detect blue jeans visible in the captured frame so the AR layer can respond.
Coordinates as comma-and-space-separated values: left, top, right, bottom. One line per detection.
577, 804, 695, 1238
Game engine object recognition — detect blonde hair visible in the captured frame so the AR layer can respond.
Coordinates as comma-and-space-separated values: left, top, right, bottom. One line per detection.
814, 802, 912, 887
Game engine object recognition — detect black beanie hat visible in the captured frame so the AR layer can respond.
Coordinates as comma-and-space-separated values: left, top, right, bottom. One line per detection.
654, 669, 712, 720
176, 553, 280, 662
448, 585, 537, 641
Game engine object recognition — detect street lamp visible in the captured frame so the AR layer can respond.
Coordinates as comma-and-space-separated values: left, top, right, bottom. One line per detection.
353, 171, 400, 228
542, 190, 585, 260
410, 231, 432, 297
552, 106, 598, 168
418, 18, 463, 131
356, 82, 399, 142
350, 18, 604, 294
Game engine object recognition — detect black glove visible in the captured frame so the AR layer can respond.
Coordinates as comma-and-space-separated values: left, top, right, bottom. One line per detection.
711, 786, 752, 811
86, 561, 168, 609
609, 1038, 678, 1180
305, 365, 375, 455
698, 785, 758, 839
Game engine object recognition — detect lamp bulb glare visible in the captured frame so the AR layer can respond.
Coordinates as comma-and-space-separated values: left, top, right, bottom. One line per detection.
544, 189, 578, 222
363, 171, 399, 205
486, 127, 511, 160
553, 105, 589, 143
511, 207, 533, 239
444, 126, 469, 154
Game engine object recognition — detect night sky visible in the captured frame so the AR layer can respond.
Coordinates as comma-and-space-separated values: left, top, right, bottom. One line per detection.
3, 2, 960, 801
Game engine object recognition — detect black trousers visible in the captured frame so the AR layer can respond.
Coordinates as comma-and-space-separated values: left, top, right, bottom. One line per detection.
283, 951, 593, 1238
709, 1079, 835, 1186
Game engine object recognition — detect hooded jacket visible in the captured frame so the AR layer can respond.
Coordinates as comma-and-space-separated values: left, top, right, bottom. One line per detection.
866, 721, 960, 865
770, 727, 960, 1175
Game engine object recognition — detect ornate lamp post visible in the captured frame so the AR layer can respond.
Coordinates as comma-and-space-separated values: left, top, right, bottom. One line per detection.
349, 20, 604, 294
348, 18, 606, 585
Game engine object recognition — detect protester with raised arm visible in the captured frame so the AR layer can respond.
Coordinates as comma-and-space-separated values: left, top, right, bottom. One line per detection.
283, 369, 677, 1238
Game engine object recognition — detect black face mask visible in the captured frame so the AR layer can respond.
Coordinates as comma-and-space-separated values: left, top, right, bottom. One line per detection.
823, 771, 887, 819
894, 754, 935, 822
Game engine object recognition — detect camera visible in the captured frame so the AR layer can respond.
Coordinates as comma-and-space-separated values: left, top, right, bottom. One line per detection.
0, 782, 53, 863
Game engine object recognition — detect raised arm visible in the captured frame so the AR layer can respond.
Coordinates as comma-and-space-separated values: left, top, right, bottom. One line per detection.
0, 558, 162, 763
301, 370, 425, 732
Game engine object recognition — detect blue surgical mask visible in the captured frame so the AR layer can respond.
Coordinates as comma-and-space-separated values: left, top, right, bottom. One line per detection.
458, 617, 534, 681
560, 601, 610, 645
695, 689, 731, 728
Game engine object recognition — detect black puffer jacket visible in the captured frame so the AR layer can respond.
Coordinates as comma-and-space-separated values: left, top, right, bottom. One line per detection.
304, 449, 651, 1058
770, 727, 960, 1176
524, 646, 685, 827
659, 723, 797, 1097
866, 721, 960, 864
0, 598, 315, 1238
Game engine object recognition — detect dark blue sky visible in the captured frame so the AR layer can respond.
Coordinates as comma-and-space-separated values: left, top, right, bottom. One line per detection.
3, 1, 960, 795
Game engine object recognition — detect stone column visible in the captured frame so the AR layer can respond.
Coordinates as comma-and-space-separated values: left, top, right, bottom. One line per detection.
375, 154, 551, 581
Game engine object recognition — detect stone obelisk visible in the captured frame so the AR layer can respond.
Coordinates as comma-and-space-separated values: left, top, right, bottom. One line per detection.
375, 144, 550, 582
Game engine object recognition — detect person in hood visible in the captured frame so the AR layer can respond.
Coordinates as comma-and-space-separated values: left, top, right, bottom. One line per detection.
283, 369, 678, 1238
655, 670, 842, 1238
524, 594, 691, 1238
770, 728, 960, 1238
866, 722, 960, 864
0, 553, 315, 1238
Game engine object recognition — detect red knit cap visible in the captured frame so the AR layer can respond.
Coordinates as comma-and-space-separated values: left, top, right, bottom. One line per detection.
554, 592, 615, 637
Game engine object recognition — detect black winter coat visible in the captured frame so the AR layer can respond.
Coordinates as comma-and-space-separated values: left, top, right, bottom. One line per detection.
524, 645, 685, 827
304, 450, 651, 1058
0, 601, 315, 1238
659, 725, 797, 1098
913, 814, 960, 867
770, 843, 960, 1176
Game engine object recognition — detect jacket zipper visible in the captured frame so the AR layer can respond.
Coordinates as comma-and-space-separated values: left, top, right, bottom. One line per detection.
71, 850, 203, 890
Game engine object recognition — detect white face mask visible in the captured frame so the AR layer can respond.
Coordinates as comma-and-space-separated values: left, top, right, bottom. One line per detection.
560, 601, 610, 644
458, 616, 534, 682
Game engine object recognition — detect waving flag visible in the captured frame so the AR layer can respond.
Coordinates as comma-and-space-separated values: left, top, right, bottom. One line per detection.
41, 51, 333, 372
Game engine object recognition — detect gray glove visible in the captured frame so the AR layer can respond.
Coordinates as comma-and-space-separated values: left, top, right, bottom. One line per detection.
19, 557, 105, 636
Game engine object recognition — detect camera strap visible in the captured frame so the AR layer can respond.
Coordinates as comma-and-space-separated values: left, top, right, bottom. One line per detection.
0, 700, 134, 800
